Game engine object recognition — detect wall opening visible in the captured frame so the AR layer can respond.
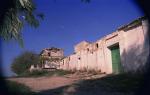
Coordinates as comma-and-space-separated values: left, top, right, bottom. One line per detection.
109, 43, 123, 73
48, 52, 51, 56
96, 43, 99, 48
87, 48, 89, 51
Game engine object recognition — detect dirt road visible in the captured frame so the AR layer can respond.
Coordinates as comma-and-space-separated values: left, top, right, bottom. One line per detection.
7, 74, 131, 95
8, 76, 78, 92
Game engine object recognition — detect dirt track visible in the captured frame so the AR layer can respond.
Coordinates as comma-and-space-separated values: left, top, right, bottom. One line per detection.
8, 73, 106, 92
7, 74, 131, 95
8, 75, 78, 92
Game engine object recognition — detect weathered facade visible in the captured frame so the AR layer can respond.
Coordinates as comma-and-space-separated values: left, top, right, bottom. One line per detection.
40, 47, 64, 59
40, 47, 64, 69
59, 16, 149, 74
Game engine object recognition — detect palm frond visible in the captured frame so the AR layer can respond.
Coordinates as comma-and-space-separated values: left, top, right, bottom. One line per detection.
0, 0, 43, 46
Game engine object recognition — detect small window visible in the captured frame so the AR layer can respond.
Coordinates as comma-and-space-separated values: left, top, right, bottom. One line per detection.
68, 57, 70, 61
96, 43, 99, 48
87, 48, 89, 51
48, 52, 51, 56
78, 57, 81, 60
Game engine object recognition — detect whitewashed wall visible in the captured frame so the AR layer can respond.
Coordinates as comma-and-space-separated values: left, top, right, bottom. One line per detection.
60, 18, 149, 74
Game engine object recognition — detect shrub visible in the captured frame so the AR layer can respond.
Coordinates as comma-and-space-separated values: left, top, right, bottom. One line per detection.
24, 70, 49, 77
53, 70, 72, 76
18, 69, 72, 77
11, 51, 40, 75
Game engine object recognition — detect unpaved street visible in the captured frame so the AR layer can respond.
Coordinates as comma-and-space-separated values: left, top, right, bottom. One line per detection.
7, 73, 131, 95
8, 73, 106, 92
8, 75, 78, 92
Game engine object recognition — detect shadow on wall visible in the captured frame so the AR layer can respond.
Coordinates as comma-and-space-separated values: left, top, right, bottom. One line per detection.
121, 22, 149, 73
121, 45, 148, 73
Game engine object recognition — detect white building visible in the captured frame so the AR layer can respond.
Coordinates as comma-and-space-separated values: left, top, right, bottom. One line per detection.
60, 16, 149, 74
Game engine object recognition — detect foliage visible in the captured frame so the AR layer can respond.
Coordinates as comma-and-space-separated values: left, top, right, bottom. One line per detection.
6, 80, 36, 95
18, 69, 72, 77
19, 70, 49, 77
11, 51, 40, 75
0, 0, 89, 46
53, 69, 72, 76
0, 0, 43, 46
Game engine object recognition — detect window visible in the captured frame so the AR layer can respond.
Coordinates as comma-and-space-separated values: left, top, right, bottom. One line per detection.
87, 48, 89, 51
48, 52, 51, 56
96, 43, 99, 48
78, 57, 81, 60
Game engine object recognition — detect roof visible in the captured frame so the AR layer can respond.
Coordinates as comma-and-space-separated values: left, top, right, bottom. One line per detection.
117, 16, 147, 31
39, 47, 63, 55
44, 47, 63, 51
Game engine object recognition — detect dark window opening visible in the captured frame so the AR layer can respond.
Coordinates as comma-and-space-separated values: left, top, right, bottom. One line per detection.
78, 57, 81, 60
68, 57, 70, 61
96, 43, 99, 48
48, 52, 51, 56
87, 48, 89, 51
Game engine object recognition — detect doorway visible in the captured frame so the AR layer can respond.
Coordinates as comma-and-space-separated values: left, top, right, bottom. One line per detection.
110, 44, 122, 73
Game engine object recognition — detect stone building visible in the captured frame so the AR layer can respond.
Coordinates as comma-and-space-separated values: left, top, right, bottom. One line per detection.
59, 16, 149, 74
40, 47, 64, 69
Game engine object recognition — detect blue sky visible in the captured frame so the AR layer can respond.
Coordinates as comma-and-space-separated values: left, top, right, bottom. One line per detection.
1, 0, 144, 76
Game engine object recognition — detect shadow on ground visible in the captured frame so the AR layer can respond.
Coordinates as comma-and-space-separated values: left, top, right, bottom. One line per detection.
37, 73, 144, 95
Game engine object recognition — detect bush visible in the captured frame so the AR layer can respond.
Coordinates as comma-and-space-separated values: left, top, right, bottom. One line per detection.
20, 70, 49, 77
53, 69, 72, 76
17, 69, 72, 77
11, 51, 40, 75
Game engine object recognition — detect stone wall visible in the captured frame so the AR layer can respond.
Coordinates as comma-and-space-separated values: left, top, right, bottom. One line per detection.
40, 47, 64, 59
40, 47, 64, 69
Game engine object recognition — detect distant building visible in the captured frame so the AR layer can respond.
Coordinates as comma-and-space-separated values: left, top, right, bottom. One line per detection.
40, 47, 64, 69
60, 16, 149, 74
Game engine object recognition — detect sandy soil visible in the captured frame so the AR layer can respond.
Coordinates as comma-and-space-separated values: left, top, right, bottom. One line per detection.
7, 73, 130, 95
8, 76, 77, 92
7, 73, 105, 92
